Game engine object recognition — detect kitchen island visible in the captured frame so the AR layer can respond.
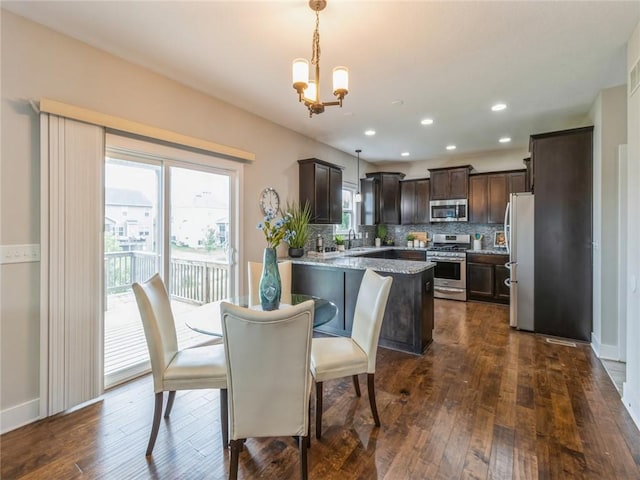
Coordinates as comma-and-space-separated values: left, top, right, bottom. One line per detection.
290, 249, 435, 354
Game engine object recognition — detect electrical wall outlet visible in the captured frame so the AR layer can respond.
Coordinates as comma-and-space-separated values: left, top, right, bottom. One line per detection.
0, 244, 41, 265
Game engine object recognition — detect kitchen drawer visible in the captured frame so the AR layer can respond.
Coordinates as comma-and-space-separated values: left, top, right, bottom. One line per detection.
467, 253, 508, 266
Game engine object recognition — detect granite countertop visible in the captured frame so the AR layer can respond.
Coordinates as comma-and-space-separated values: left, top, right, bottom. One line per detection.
289, 247, 435, 275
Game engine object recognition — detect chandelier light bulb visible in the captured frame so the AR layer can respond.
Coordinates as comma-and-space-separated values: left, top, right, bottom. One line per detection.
332, 66, 349, 97
303, 81, 318, 103
292, 58, 310, 95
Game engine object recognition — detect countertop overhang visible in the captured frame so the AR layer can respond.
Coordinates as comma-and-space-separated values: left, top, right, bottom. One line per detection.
288, 247, 435, 275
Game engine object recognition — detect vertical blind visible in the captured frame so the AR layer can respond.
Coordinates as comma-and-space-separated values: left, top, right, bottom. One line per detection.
40, 114, 105, 415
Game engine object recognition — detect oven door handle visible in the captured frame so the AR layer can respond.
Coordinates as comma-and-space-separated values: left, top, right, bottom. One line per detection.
427, 257, 465, 263
434, 286, 465, 293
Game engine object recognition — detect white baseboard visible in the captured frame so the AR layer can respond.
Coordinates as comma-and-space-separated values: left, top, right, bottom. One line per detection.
1, 398, 40, 434
623, 382, 640, 430
591, 331, 620, 360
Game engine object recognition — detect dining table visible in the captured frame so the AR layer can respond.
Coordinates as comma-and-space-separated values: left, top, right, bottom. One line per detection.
183, 293, 338, 337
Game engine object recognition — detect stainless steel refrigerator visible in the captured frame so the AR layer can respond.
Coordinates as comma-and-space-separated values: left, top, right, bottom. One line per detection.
504, 192, 534, 331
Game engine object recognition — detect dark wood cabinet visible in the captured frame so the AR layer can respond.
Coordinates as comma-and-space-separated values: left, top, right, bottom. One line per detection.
401, 179, 430, 225
467, 253, 509, 304
468, 170, 528, 224
469, 175, 488, 223
360, 172, 405, 225
523, 157, 532, 192
509, 171, 527, 195
494, 265, 510, 302
298, 158, 342, 224
532, 126, 593, 341
428, 166, 471, 200
488, 174, 508, 223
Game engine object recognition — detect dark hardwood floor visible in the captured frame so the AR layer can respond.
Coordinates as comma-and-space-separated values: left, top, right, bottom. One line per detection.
3, 300, 640, 479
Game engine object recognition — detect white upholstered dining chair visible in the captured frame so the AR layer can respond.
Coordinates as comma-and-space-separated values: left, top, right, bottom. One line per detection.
310, 268, 393, 439
220, 300, 314, 480
132, 273, 228, 456
248, 260, 292, 305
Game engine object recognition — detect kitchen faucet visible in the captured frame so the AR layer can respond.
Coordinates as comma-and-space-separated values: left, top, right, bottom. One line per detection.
347, 229, 356, 250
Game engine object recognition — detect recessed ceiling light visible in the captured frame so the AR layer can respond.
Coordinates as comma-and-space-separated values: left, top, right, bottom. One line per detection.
446, 145, 456, 151
401, 152, 410, 157
392, 100, 404, 106
491, 103, 507, 112
420, 118, 434, 125
364, 130, 376, 136
499, 137, 512, 143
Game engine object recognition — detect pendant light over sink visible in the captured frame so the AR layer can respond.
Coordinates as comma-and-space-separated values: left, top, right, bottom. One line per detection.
292, 0, 349, 117
354, 149, 362, 203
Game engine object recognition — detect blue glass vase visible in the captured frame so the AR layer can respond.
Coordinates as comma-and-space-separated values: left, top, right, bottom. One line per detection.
259, 247, 281, 311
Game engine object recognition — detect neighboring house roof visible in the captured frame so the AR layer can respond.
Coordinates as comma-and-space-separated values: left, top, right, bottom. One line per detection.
106, 188, 152, 207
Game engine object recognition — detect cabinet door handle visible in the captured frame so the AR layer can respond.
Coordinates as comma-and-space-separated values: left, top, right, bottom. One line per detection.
425, 281, 431, 292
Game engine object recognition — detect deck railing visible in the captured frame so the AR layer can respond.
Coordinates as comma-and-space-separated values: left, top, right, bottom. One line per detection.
105, 251, 229, 306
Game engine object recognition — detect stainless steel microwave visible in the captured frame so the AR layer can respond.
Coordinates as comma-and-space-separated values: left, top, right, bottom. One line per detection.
429, 199, 468, 222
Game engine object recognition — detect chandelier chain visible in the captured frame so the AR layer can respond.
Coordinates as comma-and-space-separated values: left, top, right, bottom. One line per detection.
312, 10, 321, 67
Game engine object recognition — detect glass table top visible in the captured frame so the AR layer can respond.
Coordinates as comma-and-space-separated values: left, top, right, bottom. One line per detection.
184, 294, 338, 337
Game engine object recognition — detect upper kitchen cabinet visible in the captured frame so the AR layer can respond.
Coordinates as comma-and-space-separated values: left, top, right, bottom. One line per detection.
400, 178, 430, 225
428, 166, 472, 200
468, 175, 488, 223
469, 170, 528, 224
523, 157, 533, 192
298, 158, 342, 224
360, 172, 405, 225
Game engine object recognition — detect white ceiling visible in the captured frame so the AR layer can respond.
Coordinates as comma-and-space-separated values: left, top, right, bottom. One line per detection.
4, 1, 639, 163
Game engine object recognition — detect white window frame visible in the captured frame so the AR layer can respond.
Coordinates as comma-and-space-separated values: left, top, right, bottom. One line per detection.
335, 182, 359, 235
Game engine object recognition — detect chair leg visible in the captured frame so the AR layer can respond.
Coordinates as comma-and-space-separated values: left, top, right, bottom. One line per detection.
220, 388, 229, 448
229, 439, 243, 480
298, 435, 308, 480
146, 392, 164, 456
367, 373, 381, 427
352, 375, 361, 397
164, 391, 176, 418
306, 397, 311, 448
315, 382, 323, 440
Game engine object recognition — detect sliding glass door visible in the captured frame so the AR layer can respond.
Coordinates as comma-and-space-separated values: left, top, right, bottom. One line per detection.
103, 139, 238, 388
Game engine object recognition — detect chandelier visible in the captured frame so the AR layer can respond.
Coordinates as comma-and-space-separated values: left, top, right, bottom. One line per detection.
292, 0, 349, 117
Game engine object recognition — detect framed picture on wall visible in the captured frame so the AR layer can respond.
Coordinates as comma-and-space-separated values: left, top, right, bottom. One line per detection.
494, 231, 506, 248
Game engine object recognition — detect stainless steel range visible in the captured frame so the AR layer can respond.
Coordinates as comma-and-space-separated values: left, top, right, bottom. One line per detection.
427, 234, 470, 301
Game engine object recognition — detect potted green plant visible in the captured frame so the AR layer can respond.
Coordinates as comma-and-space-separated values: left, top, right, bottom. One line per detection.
406, 233, 416, 248
284, 200, 312, 258
375, 225, 387, 247
335, 234, 346, 252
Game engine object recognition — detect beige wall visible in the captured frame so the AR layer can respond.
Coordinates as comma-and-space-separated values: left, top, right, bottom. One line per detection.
0, 11, 368, 419
589, 85, 628, 357
372, 147, 529, 179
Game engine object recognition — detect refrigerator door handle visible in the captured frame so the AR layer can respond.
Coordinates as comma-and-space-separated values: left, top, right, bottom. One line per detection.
504, 201, 511, 254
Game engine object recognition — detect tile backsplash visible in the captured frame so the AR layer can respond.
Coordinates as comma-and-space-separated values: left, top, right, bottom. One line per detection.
389, 223, 505, 250
303, 223, 503, 251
